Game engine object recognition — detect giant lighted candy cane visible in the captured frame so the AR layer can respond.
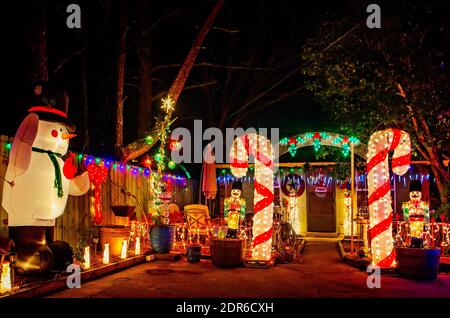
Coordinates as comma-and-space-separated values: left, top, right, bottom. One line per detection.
367, 129, 411, 267
230, 134, 274, 261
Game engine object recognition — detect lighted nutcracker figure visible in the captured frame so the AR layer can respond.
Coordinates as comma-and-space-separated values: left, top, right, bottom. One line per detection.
402, 180, 429, 246
224, 181, 246, 238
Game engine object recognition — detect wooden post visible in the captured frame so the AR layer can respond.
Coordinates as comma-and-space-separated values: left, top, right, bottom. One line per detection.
350, 143, 355, 254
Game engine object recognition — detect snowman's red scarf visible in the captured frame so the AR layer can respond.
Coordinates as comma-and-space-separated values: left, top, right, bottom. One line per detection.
32, 147, 64, 198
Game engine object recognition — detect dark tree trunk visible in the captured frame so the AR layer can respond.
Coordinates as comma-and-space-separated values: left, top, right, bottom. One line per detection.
79, 56, 90, 150
115, 0, 128, 152
136, 0, 153, 138
120, 0, 224, 162
30, 0, 48, 82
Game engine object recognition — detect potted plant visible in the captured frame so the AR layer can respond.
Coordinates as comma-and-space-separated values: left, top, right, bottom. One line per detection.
149, 194, 175, 254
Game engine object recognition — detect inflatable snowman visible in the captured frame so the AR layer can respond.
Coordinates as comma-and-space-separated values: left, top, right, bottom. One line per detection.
2, 83, 90, 274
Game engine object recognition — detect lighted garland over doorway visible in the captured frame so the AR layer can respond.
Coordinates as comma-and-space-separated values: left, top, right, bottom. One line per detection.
279, 132, 367, 159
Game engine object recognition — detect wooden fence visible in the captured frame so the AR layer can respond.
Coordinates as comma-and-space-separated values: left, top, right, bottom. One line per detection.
0, 135, 197, 247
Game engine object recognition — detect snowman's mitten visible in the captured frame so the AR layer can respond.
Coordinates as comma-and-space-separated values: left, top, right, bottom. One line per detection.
69, 171, 90, 196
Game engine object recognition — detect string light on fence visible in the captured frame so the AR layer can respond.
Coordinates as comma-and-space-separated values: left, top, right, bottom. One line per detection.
72, 153, 187, 185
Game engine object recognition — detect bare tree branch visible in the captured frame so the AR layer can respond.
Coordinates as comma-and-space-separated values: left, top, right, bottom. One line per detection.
151, 11, 191, 31
151, 81, 216, 102
226, 21, 364, 120
151, 62, 273, 73
231, 86, 305, 127
53, 48, 86, 74
211, 26, 239, 33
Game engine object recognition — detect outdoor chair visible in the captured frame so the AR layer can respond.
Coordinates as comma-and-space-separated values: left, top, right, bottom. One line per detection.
183, 204, 212, 245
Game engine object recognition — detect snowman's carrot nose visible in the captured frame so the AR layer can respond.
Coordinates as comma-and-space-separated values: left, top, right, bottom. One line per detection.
62, 133, 77, 140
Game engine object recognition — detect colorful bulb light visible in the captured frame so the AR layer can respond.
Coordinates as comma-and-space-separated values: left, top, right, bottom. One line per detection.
168, 160, 176, 170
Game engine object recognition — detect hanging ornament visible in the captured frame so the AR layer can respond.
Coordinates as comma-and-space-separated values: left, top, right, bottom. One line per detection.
168, 160, 176, 170
169, 139, 181, 151
154, 153, 163, 163
145, 135, 154, 145
143, 156, 152, 168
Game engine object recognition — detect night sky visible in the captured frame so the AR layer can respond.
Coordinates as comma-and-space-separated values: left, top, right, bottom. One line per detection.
4, 0, 437, 178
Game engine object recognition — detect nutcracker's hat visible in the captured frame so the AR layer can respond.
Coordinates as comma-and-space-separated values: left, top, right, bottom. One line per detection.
409, 180, 422, 192
27, 81, 76, 133
231, 180, 242, 191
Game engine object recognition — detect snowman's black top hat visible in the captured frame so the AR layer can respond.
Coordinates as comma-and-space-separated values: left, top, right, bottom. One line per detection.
231, 180, 242, 191
27, 82, 76, 133
409, 180, 422, 192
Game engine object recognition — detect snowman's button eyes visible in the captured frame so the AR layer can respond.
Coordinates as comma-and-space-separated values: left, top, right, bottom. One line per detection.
51, 130, 58, 138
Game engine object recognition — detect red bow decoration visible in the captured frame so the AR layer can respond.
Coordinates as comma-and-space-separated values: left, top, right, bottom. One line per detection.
87, 164, 109, 225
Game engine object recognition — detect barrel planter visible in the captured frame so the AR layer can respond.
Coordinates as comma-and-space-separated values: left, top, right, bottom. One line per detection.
98, 225, 131, 257
210, 238, 244, 267
396, 247, 441, 280
186, 243, 202, 263
150, 225, 175, 254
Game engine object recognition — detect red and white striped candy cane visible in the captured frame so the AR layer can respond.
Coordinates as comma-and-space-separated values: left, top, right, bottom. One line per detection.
230, 134, 274, 261
367, 129, 411, 267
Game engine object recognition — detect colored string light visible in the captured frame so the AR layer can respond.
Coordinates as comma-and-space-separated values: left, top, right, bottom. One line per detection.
279, 132, 361, 157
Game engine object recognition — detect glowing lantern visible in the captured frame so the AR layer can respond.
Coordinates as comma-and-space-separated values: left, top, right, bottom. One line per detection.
103, 243, 110, 264
120, 240, 128, 259
0, 262, 12, 293
135, 237, 141, 255
84, 246, 91, 269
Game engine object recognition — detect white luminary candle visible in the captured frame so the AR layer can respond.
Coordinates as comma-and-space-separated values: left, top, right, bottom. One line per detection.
103, 243, 110, 264
120, 240, 128, 259
135, 237, 141, 255
84, 246, 91, 269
